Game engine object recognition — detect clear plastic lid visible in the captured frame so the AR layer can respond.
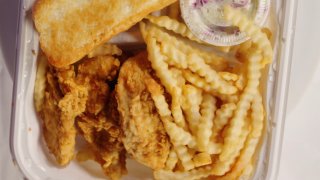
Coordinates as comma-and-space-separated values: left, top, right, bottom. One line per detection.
180, 0, 270, 46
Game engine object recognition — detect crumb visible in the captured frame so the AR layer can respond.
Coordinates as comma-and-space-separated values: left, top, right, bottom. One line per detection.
32, 49, 36, 56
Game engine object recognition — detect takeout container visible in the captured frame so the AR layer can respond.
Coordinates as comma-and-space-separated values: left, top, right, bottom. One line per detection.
10, 0, 298, 179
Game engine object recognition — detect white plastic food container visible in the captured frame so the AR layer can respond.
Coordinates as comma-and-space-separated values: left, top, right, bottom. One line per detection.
10, 0, 298, 179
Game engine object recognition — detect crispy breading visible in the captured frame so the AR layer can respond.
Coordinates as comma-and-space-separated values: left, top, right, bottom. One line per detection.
116, 52, 171, 170
40, 67, 88, 165
76, 56, 120, 115
39, 54, 120, 167
84, 79, 110, 115
33, 0, 177, 67
77, 93, 126, 180
73, 55, 126, 179
77, 56, 120, 81
77, 111, 127, 180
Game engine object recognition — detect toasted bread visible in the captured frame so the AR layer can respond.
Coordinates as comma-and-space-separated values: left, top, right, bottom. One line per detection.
33, 0, 176, 68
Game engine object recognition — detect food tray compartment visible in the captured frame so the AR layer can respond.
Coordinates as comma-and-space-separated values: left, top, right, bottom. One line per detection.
10, 0, 298, 179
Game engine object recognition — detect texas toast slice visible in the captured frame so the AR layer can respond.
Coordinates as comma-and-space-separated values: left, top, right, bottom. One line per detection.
33, 0, 176, 68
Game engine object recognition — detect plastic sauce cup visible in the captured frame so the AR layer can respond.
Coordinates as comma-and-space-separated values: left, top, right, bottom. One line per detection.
180, 0, 270, 46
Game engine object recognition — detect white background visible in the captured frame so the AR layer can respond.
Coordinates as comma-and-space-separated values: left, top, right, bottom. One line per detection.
0, 0, 319, 179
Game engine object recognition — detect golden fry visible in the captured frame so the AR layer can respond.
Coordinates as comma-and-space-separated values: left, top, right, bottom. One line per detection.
193, 152, 212, 167
224, 6, 273, 66
141, 22, 228, 71
165, 149, 178, 170
34, 52, 48, 112
219, 51, 262, 163
146, 15, 204, 44
145, 35, 186, 128
197, 94, 216, 153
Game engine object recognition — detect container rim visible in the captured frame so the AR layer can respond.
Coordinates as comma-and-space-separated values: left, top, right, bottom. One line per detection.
264, 0, 299, 179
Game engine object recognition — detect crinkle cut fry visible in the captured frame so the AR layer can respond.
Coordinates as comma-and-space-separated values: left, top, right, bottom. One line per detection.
165, 149, 178, 170
154, 165, 212, 180
224, 6, 273, 67
186, 53, 238, 95
211, 103, 237, 143
164, 119, 196, 147
197, 94, 217, 153
159, 40, 227, 72
170, 67, 186, 88
235, 73, 246, 91
159, 40, 239, 85
144, 34, 186, 129
141, 22, 227, 71
145, 78, 171, 117
238, 161, 254, 180
145, 77, 196, 171
146, 15, 235, 54
174, 145, 195, 171
183, 70, 213, 93
140, 8, 270, 179
217, 51, 262, 176
145, 78, 196, 144
154, 121, 250, 179
217, 92, 264, 180
146, 15, 204, 44
212, 7, 270, 176
211, 120, 250, 176
181, 85, 202, 137
193, 152, 212, 167
182, 70, 239, 104
218, 72, 239, 82
159, 42, 188, 69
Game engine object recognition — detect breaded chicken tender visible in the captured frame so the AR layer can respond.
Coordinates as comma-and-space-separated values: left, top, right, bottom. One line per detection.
76, 56, 120, 115
75, 56, 126, 180
41, 66, 88, 165
77, 110, 127, 180
38, 55, 120, 167
116, 52, 171, 170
